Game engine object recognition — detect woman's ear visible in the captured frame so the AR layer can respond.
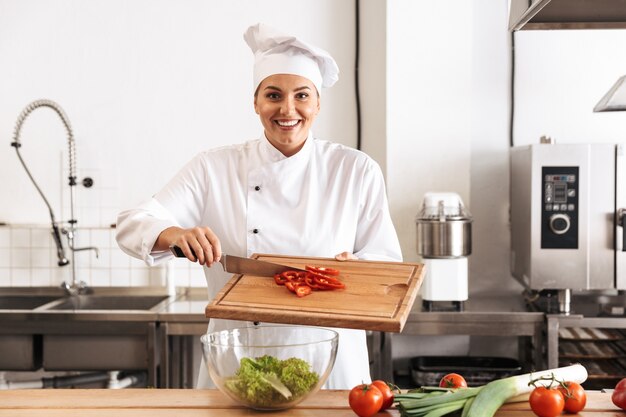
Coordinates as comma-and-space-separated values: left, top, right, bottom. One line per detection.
254, 97, 259, 114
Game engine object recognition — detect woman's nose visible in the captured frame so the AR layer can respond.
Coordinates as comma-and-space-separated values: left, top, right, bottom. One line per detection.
280, 97, 295, 114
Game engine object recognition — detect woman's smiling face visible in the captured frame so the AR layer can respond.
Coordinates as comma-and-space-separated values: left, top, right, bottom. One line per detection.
254, 74, 320, 157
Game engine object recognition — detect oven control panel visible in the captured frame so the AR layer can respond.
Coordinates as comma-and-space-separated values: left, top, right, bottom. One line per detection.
541, 166, 579, 249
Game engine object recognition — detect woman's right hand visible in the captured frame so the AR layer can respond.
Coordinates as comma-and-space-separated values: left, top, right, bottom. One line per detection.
156, 226, 222, 266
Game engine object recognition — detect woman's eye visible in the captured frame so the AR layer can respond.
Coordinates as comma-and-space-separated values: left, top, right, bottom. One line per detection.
266, 93, 280, 100
296, 93, 309, 99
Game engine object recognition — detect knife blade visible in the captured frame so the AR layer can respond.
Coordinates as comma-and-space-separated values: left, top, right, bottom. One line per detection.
169, 245, 306, 276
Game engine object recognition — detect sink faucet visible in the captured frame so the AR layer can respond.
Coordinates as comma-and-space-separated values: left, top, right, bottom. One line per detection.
11, 99, 99, 295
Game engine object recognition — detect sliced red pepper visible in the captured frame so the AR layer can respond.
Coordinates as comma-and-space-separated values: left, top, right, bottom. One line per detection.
304, 272, 324, 290
295, 285, 312, 297
274, 273, 289, 285
311, 272, 345, 290
281, 271, 300, 281
305, 265, 341, 276
277, 268, 345, 296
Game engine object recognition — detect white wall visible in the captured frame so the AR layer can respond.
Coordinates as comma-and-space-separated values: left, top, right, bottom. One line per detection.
0, 0, 356, 226
515, 29, 626, 145
0, 0, 357, 287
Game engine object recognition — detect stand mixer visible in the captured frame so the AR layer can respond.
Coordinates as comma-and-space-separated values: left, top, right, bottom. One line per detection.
416, 192, 472, 311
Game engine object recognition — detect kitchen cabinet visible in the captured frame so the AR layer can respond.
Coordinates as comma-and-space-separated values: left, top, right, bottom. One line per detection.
157, 289, 208, 388
1, 315, 160, 385
0, 389, 619, 416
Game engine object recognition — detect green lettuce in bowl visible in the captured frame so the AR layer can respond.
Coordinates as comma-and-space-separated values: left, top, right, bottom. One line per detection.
201, 326, 338, 410
224, 355, 319, 408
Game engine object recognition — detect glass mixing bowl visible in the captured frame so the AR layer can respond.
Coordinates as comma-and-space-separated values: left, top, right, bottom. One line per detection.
200, 325, 338, 410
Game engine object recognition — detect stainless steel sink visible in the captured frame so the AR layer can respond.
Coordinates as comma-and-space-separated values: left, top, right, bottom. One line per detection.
0, 295, 60, 310
0, 287, 175, 375
48, 295, 170, 311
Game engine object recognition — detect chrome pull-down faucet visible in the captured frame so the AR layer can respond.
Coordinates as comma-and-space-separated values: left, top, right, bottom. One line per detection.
11, 99, 98, 295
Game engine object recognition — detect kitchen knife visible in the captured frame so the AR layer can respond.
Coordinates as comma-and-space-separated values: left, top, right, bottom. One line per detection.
169, 245, 306, 276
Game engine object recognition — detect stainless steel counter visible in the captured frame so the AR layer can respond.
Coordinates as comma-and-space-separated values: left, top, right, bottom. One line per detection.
0, 287, 544, 388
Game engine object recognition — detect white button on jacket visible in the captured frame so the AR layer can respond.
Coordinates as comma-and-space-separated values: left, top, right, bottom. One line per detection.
116, 132, 402, 389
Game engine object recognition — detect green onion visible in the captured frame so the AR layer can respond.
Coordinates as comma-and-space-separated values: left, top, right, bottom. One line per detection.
461, 396, 475, 417
395, 388, 481, 417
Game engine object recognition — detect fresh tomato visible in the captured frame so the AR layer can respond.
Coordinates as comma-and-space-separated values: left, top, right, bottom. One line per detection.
438, 373, 467, 388
306, 265, 341, 276
349, 384, 383, 417
612, 378, 626, 410
557, 381, 586, 413
370, 380, 396, 410
529, 386, 565, 417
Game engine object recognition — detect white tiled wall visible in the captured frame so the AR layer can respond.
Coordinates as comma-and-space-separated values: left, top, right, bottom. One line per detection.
0, 225, 207, 288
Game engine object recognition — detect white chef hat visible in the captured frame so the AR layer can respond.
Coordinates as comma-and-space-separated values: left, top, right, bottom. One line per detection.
244, 23, 339, 95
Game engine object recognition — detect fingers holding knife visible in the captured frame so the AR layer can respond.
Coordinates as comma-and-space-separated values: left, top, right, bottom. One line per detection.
158, 226, 222, 266
180, 227, 222, 266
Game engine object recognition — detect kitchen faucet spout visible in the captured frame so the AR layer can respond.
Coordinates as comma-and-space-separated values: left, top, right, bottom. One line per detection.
11, 99, 97, 292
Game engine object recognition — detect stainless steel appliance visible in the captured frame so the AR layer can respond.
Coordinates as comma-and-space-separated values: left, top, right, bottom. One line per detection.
510, 143, 626, 313
416, 192, 472, 311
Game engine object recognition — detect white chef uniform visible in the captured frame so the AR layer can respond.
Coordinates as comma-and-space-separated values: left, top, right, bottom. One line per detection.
116, 22, 402, 389
116, 131, 402, 388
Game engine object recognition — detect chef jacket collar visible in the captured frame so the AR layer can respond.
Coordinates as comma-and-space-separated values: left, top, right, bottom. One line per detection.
260, 131, 314, 164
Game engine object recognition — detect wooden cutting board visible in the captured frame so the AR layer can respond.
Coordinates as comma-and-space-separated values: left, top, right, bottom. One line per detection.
205, 254, 425, 332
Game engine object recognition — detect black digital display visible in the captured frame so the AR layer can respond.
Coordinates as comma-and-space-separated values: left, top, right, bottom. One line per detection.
541, 167, 579, 249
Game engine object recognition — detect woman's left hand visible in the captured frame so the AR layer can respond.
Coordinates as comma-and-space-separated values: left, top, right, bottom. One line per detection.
335, 251, 358, 261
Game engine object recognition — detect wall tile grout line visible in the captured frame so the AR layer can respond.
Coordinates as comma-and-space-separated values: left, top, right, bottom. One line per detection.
1, 225, 204, 289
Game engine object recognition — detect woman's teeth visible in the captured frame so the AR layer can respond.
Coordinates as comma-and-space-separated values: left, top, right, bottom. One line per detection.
276, 120, 299, 127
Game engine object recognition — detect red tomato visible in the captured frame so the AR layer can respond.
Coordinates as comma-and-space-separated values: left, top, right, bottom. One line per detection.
438, 373, 467, 388
557, 381, 586, 413
370, 380, 395, 410
613, 378, 626, 410
348, 384, 383, 417
529, 386, 565, 417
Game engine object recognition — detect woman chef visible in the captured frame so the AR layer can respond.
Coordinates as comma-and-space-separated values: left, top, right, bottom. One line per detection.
116, 23, 402, 389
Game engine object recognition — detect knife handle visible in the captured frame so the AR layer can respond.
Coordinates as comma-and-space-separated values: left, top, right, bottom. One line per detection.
169, 245, 191, 258
169, 245, 226, 270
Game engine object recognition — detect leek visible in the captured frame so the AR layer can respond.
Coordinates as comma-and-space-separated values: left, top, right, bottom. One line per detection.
466, 363, 587, 417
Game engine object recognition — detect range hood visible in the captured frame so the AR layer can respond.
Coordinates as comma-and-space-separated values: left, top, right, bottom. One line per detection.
509, 0, 626, 31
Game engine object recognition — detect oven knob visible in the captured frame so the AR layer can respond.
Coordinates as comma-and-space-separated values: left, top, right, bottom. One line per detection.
549, 213, 571, 235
